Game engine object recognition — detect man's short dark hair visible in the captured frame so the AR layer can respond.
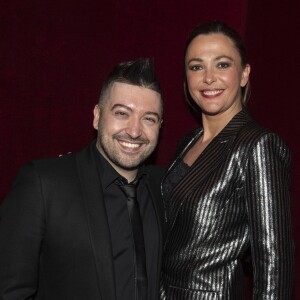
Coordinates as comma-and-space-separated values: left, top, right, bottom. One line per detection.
99, 58, 163, 113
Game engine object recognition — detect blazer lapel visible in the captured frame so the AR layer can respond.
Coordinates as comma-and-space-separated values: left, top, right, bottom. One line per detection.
76, 143, 116, 300
166, 109, 252, 232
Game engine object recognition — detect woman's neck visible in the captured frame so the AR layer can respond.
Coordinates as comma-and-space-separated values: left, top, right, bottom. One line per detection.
201, 106, 242, 142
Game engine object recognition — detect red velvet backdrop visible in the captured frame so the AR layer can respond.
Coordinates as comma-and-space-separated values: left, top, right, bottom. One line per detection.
1, 0, 298, 298
245, 0, 299, 297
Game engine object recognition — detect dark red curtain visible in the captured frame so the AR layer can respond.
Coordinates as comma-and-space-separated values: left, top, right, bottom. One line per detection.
245, 0, 299, 297
1, 0, 298, 298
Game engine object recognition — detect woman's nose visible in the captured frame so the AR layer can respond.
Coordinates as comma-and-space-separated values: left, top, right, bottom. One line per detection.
203, 68, 216, 84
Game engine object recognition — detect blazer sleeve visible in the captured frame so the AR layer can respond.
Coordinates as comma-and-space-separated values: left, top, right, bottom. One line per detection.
244, 133, 294, 299
0, 162, 46, 299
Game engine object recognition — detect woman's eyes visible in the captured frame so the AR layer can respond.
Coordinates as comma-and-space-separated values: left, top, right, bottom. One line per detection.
217, 62, 230, 69
189, 62, 231, 71
189, 65, 203, 71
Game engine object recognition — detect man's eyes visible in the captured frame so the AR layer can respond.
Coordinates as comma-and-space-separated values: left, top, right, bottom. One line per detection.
144, 116, 158, 124
113, 111, 158, 124
114, 111, 128, 117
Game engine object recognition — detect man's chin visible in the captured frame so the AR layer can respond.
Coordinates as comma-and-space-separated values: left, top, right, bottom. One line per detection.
117, 155, 150, 170
117, 161, 141, 171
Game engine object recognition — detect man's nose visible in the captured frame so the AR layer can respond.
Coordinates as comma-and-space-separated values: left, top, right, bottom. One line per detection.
125, 118, 142, 138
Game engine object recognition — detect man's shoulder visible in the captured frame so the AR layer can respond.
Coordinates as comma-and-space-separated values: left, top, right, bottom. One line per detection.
30, 151, 76, 173
22, 143, 92, 178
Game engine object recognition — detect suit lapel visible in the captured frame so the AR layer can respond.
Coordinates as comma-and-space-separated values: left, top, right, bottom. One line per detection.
146, 172, 164, 234
76, 143, 116, 300
166, 109, 252, 232
144, 168, 165, 295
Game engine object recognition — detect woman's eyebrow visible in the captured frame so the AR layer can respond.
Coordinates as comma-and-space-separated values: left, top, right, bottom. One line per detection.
187, 55, 234, 64
186, 58, 203, 64
215, 55, 234, 61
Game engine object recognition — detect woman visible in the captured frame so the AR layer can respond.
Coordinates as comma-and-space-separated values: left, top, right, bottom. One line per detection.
160, 21, 294, 299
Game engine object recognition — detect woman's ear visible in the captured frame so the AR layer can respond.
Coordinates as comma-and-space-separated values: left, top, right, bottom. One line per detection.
241, 64, 251, 87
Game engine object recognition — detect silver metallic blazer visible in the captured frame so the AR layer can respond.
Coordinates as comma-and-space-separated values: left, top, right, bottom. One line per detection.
160, 109, 294, 299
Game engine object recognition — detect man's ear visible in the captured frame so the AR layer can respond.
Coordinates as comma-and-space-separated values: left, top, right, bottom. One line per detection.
159, 119, 163, 128
93, 104, 100, 130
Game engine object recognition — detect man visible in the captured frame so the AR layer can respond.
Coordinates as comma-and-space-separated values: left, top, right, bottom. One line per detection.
0, 58, 165, 299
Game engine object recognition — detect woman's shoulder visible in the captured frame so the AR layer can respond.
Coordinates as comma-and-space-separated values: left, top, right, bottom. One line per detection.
237, 119, 291, 161
239, 119, 287, 145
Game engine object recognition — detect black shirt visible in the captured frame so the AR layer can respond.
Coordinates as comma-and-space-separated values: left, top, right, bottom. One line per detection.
163, 157, 190, 202
93, 145, 159, 300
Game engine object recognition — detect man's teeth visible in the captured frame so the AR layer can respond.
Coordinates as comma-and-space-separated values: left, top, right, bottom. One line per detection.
120, 141, 140, 148
203, 90, 222, 95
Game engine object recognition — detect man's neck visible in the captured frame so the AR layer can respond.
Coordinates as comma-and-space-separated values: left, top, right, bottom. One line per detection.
95, 145, 138, 183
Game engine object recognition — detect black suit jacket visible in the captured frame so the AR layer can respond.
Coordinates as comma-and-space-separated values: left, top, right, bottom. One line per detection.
0, 142, 165, 300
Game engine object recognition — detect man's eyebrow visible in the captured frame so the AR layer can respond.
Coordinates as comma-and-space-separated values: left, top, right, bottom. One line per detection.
144, 111, 161, 120
111, 104, 132, 111
111, 104, 161, 120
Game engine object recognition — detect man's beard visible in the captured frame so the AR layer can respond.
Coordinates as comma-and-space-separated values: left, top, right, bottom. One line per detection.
97, 131, 156, 171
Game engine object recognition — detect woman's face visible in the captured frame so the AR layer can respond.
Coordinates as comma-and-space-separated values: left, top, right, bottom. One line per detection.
185, 33, 250, 117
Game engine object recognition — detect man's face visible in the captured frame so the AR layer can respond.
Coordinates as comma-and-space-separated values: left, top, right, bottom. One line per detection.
93, 82, 162, 179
